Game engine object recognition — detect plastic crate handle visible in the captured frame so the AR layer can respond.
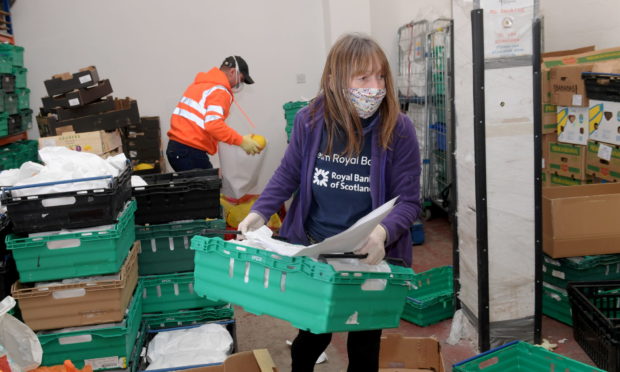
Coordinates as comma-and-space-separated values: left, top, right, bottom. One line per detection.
453, 340, 520, 367
4, 174, 112, 191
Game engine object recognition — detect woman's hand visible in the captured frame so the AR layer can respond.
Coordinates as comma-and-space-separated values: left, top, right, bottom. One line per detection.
355, 225, 387, 265
237, 212, 265, 235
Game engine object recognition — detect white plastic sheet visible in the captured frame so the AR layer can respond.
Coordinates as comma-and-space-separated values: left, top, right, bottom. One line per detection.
146, 323, 232, 370
0, 297, 42, 372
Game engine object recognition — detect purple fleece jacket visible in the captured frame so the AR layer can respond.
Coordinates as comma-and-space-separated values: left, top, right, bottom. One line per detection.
251, 98, 421, 266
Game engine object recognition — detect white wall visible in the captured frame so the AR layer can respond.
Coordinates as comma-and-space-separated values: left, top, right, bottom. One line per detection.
11, 0, 326, 191
541, 0, 620, 52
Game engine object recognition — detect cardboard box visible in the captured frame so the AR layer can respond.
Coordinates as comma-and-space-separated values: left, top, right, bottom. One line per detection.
586, 140, 620, 182
549, 64, 593, 107
543, 182, 620, 258
177, 349, 277, 372
378, 334, 445, 372
548, 173, 588, 187
542, 132, 558, 169
588, 99, 620, 146
11, 243, 138, 331
548, 142, 586, 179
38, 129, 122, 157
542, 103, 557, 134
557, 106, 589, 145
543, 46, 620, 68
542, 170, 549, 187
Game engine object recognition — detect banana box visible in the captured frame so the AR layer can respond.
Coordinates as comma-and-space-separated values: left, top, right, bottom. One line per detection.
589, 100, 620, 146
557, 106, 589, 145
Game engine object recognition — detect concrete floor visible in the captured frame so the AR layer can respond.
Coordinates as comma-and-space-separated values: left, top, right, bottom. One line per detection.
234, 214, 598, 372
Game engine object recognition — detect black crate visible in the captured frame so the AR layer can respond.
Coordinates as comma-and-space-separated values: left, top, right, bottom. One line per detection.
42, 98, 139, 135
51, 96, 116, 121
0, 214, 11, 257
124, 117, 161, 139
0, 74, 15, 93
567, 280, 620, 372
44, 66, 100, 97
132, 169, 221, 225
583, 72, 620, 103
7, 114, 21, 135
41, 79, 113, 110
0, 253, 18, 300
1, 163, 132, 233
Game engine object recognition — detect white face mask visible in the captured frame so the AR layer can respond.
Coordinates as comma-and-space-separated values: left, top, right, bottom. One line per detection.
348, 88, 386, 119
231, 56, 244, 93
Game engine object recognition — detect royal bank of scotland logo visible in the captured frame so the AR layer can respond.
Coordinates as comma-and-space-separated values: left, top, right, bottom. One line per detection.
313, 168, 329, 187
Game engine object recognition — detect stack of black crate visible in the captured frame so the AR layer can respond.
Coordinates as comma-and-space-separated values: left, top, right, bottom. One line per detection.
36, 66, 139, 140
121, 116, 164, 175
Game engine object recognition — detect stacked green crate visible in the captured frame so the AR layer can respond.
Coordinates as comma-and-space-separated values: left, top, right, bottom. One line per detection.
283, 101, 308, 141
542, 253, 620, 325
0, 44, 30, 136
0, 139, 38, 170
136, 218, 233, 322
402, 266, 455, 326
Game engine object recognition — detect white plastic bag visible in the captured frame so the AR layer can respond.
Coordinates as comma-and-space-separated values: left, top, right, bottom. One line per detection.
0, 296, 42, 372
218, 143, 266, 199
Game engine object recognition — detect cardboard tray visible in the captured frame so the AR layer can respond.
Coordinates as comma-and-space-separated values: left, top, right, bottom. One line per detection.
43, 96, 116, 121
12, 243, 139, 331
41, 98, 140, 135
41, 79, 113, 110
44, 66, 100, 97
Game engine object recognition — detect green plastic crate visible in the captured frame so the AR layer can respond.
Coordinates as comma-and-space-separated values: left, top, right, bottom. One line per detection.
0, 138, 35, 170
142, 305, 234, 330
15, 88, 29, 110
6, 200, 136, 283
282, 101, 308, 141
0, 112, 8, 137
0, 44, 24, 67
135, 219, 225, 275
453, 341, 604, 372
542, 282, 572, 326
543, 254, 620, 289
401, 266, 454, 326
19, 108, 32, 131
140, 271, 226, 314
38, 283, 143, 371
0, 56, 11, 74
12, 66, 26, 89
3, 92, 17, 114
191, 236, 415, 334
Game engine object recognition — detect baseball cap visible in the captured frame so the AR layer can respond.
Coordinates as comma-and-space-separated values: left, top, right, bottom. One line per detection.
222, 56, 254, 84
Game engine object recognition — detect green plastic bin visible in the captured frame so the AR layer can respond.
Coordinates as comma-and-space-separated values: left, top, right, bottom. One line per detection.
19, 108, 32, 131
140, 271, 226, 314
0, 44, 24, 67
142, 305, 234, 330
6, 200, 136, 283
135, 219, 225, 275
15, 88, 29, 110
453, 340, 604, 372
191, 236, 414, 334
282, 101, 308, 141
0, 112, 8, 137
12, 66, 27, 89
542, 282, 572, 326
3, 92, 17, 114
38, 283, 143, 371
0, 139, 38, 170
401, 266, 454, 326
0, 56, 11, 74
543, 254, 620, 289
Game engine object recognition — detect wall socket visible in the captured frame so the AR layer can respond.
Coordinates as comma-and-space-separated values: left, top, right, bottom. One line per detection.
296, 73, 306, 84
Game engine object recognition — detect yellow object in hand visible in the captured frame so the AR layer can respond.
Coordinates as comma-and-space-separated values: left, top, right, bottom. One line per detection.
251, 134, 267, 151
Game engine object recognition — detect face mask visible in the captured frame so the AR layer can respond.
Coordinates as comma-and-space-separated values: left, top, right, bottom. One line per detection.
348, 88, 386, 119
231, 56, 244, 93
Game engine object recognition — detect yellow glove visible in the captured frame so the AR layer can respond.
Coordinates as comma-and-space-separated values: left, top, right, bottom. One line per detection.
240, 134, 261, 155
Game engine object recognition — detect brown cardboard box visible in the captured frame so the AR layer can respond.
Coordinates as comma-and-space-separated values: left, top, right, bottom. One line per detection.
378, 334, 445, 372
542, 103, 557, 134
543, 182, 620, 258
549, 64, 593, 107
542, 132, 558, 169
38, 130, 122, 157
548, 173, 589, 187
586, 141, 620, 182
548, 142, 586, 180
542, 46, 620, 68
11, 243, 139, 331
182, 349, 278, 372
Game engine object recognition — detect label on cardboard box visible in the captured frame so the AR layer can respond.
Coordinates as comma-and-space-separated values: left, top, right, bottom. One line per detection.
586, 141, 620, 182
571, 94, 583, 106
588, 99, 620, 146
598, 143, 612, 161
79, 74, 92, 84
68, 98, 80, 106
557, 106, 589, 145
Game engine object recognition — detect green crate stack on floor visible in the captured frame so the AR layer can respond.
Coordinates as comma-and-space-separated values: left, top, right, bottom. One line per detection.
401, 266, 455, 326
542, 253, 620, 326
0, 43, 32, 137
283, 101, 308, 142
0, 139, 38, 170
5, 164, 140, 371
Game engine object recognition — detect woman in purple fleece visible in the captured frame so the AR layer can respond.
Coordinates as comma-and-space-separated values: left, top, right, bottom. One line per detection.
238, 33, 421, 372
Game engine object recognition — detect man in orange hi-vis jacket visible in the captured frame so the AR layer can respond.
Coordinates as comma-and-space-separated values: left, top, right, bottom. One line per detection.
166, 55, 261, 171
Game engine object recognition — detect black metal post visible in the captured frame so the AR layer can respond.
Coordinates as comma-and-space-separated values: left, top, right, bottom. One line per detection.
449, 19, 460, 311
471, 8, 490, 352
532, 17, 543, 345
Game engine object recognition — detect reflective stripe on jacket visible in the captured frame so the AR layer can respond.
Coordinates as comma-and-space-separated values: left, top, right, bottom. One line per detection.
168, 68, 244, 154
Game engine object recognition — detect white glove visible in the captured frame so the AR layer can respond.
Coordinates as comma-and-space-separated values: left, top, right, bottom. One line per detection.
238, 212, 265, 235
355, 225, 387, 265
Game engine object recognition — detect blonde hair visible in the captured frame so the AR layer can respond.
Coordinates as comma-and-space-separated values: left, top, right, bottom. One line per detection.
317, 33, 399, 156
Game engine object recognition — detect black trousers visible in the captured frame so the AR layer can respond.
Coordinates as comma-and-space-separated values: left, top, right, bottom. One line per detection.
290, 329, 382, 372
